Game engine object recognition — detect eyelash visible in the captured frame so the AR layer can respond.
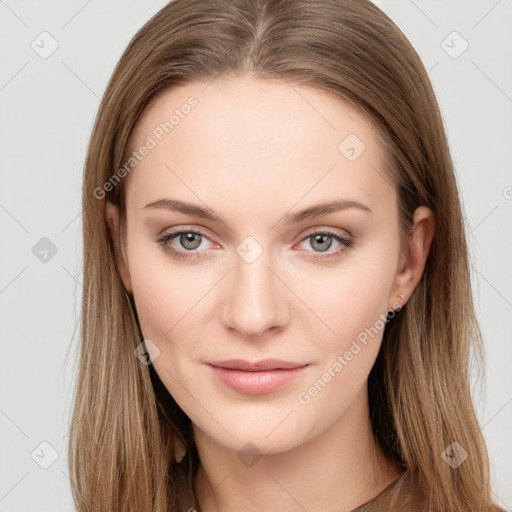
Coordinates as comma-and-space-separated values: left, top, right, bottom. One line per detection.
156, 227, 354, 261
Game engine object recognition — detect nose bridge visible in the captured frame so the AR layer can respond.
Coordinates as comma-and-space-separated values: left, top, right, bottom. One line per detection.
221, 237, 288, 337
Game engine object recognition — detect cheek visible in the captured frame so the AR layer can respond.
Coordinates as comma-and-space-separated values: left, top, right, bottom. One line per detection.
129, 262, 210, 407
131, 268, 212, 360
126, 225, 208, 342
294, 249, 397, 355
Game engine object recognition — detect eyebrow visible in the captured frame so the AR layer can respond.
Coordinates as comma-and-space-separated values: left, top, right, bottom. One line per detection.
143, 198, 373, 224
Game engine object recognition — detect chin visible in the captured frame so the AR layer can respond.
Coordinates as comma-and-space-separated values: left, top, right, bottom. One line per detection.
192, 405, 317, 456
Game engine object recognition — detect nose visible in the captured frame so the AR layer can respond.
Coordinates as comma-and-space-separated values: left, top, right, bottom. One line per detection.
220, 246, 290, 340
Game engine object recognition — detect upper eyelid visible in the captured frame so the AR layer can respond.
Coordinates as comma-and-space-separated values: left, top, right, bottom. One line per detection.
301, 226, 352, 239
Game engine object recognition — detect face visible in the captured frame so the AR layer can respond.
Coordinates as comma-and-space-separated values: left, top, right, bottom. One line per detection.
108, 75, 414, 455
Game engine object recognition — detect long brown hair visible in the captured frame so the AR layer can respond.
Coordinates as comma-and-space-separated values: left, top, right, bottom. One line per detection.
69, 0, 502, 510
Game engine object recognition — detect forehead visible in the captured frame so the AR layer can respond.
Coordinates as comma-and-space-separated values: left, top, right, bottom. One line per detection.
123, 75, 395, 218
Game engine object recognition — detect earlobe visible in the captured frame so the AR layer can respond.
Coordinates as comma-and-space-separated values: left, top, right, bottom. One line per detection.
105, 200, 133, 295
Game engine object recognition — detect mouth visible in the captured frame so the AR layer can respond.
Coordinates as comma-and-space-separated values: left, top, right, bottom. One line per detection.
205, 359, 310, 394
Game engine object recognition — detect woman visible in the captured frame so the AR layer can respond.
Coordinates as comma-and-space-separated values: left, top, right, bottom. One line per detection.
68, 0, 504, 510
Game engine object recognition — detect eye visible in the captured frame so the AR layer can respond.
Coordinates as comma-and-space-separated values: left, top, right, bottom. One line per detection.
156, 228, 216, 260
295, 228, 354, 259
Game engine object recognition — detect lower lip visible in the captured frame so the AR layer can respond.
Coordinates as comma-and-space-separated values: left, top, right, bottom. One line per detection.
207, 364, 309, 395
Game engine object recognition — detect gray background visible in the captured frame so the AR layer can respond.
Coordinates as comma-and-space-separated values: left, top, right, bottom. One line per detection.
0, 0, 511, 510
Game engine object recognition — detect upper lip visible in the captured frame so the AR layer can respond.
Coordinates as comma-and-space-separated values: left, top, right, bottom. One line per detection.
206, 359, 309, 371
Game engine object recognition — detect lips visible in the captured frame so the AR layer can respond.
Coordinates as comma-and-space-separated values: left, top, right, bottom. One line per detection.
205, 359, 310, 394
206, 358, 308, 371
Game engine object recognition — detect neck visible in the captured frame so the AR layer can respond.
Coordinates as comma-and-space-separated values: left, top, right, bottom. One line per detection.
192, 386, 401, 512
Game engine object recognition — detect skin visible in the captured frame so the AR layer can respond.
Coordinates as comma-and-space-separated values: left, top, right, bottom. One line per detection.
106, 75, 435, 512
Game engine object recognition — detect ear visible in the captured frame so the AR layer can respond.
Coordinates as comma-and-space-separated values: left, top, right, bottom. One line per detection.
388, 206, 435, 308
105, 200, 133, 295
